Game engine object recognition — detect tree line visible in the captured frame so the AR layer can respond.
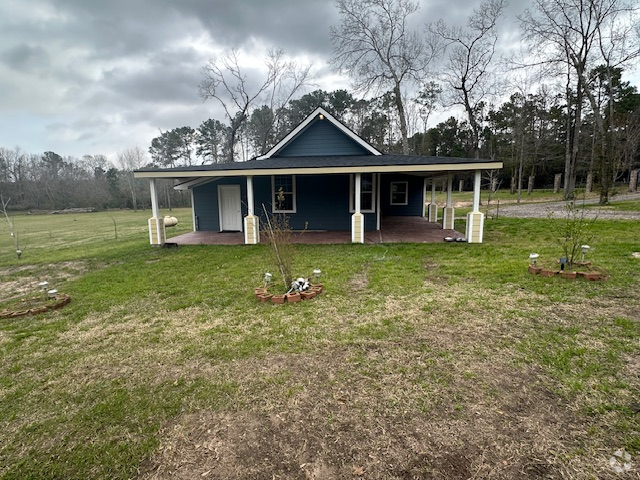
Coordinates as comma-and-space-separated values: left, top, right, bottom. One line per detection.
2, 0, 640, 212
0, 147, 188, 212
151, 0, 640, 203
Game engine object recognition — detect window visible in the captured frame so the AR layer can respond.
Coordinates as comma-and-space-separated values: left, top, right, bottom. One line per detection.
349, 173, 375, 213
272, 175, 296, 213
390, 181, 408, 205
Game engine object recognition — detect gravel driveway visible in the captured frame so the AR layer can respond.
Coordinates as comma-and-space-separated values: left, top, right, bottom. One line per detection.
490, 192, 640, 220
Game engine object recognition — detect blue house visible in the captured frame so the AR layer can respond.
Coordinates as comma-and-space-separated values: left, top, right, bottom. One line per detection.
135, 107, 502, 244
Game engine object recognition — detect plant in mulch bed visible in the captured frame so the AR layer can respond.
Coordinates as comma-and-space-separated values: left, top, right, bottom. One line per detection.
258, 190, 320, 304
527, 200, 608, 280
548, 199, 597, 270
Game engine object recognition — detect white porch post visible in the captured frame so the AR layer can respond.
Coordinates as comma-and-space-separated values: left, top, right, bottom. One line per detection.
422, 178, 427, 218
428, 181, 438, 222
466, 170, 485, 243
352, 173, 364, 243
191, 190, 197, 231
442, 173, 455, 230
147, 178, 165, 246
376, 173, 381, 230
244, 176, 259, 245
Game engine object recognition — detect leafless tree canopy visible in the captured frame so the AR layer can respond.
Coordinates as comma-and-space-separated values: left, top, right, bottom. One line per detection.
330, 0, 441, 154
430, 0, 507, 158
117, 146, 148, 212
199, 49, 311, 162
519, 0, 640, 200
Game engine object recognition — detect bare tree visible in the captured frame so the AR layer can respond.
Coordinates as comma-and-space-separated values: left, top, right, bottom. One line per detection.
199, 48, 311, 162
330, 0, 441, 154
430, 0, 507, 158
519, 0, 640, 200
1, 195, 21, 258
116, 147, 147, 212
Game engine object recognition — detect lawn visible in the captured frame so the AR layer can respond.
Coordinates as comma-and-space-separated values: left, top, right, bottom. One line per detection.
1, 208, 639, 479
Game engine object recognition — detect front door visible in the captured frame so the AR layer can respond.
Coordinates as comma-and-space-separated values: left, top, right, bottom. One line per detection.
218, 185, 242, 231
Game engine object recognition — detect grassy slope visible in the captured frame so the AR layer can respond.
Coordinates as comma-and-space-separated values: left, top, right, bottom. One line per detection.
0, 206, 639, 478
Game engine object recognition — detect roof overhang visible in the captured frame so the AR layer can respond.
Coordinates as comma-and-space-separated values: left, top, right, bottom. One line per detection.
135, 161, 503, 180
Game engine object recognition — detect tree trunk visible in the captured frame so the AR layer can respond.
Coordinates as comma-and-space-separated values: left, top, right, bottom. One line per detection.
510, 176, 516, 195
459, 179, 464, 192
393, 84, 409, 154
527, 175, 535, 195
630, 169, 639, 192
585, 172, 593, 193
553, 173, 562, 193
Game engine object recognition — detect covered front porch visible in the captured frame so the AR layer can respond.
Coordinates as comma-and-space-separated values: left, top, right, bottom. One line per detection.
164, 216, 464, 245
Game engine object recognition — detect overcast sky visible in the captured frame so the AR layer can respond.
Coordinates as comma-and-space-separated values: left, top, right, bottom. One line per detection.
0, 0, 636, 163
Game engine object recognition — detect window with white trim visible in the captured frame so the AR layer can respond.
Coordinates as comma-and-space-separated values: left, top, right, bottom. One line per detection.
349, 173, 375, 213
390, 181, 408, 205
272, 175, 296, 213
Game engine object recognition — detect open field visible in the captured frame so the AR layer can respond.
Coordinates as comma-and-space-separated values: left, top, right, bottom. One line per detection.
1, 204, 640, 479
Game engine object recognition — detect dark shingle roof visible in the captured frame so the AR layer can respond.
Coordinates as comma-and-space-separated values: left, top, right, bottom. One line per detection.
136, 155, 500, 174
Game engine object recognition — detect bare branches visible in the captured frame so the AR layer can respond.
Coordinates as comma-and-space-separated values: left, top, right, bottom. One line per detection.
519, 0, 640, 200
1, 195, 22, 259
430, 0, 507, 157
330, 0, 441, 153
199, 49, 312, 162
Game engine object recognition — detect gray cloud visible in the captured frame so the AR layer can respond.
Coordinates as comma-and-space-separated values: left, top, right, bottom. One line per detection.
1, 44, 50, 72
1, 0, 628, 160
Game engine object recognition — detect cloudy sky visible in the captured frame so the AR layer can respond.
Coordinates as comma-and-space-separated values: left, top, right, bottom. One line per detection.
0, 0, 634, 163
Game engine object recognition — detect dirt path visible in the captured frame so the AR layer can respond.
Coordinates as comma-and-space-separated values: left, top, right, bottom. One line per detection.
490, 192, 640, 220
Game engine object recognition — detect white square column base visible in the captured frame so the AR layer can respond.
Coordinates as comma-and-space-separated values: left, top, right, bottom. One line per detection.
351, 213, 364, 243
148, 217, 166, 246
244, 215, 259, 245
466, 212, 484, 243
428, 204, 438, 223
442, 207, 455, 230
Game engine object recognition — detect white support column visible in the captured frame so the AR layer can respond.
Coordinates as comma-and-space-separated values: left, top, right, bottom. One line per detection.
244, 175, 259, 245
191, 190, 196, 231
442, 173, 455, 230
428, 181, 438, 222
422, 178, 427, 218
352, 173, 364, 243
147, 178, 165, 246
376, 173, 381, 230
466, 170, 485, 243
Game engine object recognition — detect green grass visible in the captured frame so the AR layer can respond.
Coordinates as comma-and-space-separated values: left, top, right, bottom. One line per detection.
584, 200, 640, 212
1, 208, 639, 478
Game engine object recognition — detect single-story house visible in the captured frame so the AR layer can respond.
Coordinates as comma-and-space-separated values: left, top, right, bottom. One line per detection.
134, 107, 502, 245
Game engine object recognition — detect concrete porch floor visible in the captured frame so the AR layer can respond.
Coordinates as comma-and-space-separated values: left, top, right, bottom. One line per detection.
167, 216, 463, 245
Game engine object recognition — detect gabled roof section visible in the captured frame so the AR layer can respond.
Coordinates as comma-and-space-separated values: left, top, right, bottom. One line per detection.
257, 106, 382, 160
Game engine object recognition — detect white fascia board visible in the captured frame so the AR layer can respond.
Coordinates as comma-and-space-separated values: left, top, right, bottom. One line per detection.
256, 106, 382, 159
135, 162, 503, 179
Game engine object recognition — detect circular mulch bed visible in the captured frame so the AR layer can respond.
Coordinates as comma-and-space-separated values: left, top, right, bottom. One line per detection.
0, 294, 71, 319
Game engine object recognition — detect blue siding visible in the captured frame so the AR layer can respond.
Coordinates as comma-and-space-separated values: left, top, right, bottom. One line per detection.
276, 120, 370, 157
193, 178, 247, 231
253, 174, 377, 231
380, 174, 424, 216
193, 173, 427, 235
